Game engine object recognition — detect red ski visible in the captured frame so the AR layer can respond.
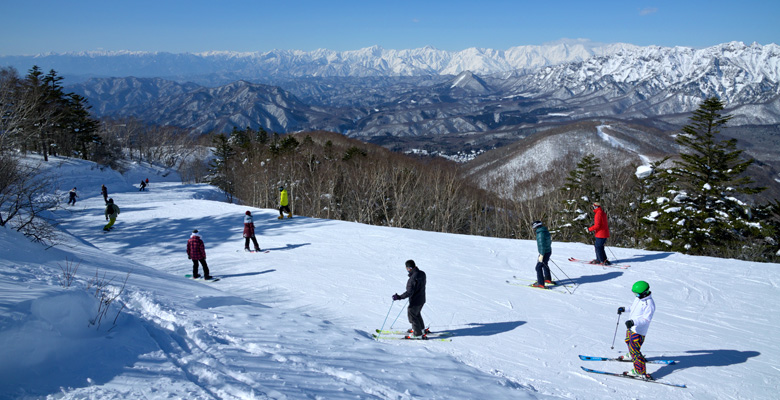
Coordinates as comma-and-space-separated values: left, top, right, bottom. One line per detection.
568, 257, 630, 269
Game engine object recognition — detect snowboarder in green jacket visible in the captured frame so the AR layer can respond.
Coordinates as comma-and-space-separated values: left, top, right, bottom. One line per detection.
103, 198, 120, 231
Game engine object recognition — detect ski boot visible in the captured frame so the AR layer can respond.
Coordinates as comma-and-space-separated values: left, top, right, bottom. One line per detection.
625, 369, 654, 380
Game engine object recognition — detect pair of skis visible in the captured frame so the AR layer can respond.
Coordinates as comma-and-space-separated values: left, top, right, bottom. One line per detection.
372, 329, 452, 342
505, 276, 574, 293
568, 257, 631, 269
579, 355, 686, 388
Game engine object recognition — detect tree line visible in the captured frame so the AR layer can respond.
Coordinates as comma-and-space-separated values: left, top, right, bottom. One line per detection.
208, 99, 779, 262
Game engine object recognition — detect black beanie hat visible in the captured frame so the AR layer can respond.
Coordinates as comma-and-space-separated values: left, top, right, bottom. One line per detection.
405, 260, 416, 269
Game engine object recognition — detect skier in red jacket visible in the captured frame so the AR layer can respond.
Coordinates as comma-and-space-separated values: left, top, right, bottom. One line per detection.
588, 202, 611, 265
243, 211, 261, 252
186, 230, 213, 279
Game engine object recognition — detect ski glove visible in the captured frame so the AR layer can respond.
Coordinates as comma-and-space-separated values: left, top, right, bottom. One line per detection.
537, 254, 543, 262
625, 320, 634, 329
617, 307, 625, 315
392, 293, 400, 301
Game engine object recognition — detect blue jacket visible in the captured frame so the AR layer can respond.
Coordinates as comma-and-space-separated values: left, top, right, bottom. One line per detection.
535, 225, 552, 255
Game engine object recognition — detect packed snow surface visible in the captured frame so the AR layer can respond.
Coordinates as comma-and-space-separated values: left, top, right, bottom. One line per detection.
0, 155, 778, 399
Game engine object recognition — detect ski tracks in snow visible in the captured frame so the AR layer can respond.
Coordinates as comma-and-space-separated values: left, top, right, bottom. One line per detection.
129, 289, 417, 399
131, 292, 277, 399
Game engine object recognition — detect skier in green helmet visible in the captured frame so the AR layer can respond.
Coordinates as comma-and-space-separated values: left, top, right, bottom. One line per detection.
616, 280, 656, 380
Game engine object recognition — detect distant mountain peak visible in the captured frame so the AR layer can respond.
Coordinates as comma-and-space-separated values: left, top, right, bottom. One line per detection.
450, 71, 490, 93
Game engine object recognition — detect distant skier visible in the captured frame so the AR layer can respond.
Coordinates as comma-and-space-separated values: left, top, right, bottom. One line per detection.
145, 178, 149, 186
278, 186, 292, 219
530, 220, 553, 288
186, 229, 213, 280
140, 180, 147, 191
617, 280, 656, 380
67, 187, 78, 206
103, 198, 120, 231
243, 210, 262, 252
588, 202, 610, 265
392, 260, 427, 338
101, 184, 108, 204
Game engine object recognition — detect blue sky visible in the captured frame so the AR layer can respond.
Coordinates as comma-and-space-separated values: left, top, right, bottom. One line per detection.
1, 0, 778, 55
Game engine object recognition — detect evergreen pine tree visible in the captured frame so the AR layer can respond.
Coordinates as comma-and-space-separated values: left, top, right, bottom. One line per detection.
228, 126, 250, 149
629, 157, 675, 247
40, 69, 69, 158
644, 97, 769, 256
61, 93, 100, 159
556, 154, 605, 242
255, 127, 269, 145
208, 133, 236, 201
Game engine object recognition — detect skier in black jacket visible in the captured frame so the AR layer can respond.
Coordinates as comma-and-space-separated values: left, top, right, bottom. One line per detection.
392, 260, 427, 337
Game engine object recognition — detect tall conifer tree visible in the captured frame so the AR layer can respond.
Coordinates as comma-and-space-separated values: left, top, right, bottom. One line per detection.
556, 154, 605, 242
645, 97, 767, 255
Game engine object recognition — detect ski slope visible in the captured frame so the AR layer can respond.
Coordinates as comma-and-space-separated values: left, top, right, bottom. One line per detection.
0, 155, 778, 399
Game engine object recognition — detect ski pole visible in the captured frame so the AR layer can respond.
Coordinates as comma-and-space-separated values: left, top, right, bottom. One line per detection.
379, 301, 395, 334
549, 259, 574, 294
548, 269, 573, 295
389, 299, 408, 329
607, 246, 618, 263
610, 312, 622, 349
549, 258, 574, 284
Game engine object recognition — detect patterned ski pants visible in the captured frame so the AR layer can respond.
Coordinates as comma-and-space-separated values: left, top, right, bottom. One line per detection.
625, 330, 647, 374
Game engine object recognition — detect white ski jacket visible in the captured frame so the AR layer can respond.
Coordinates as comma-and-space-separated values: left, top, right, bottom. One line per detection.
627, 294, 655, 336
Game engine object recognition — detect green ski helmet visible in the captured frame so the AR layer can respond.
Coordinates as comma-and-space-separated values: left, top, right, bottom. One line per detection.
632, 280, 650, 295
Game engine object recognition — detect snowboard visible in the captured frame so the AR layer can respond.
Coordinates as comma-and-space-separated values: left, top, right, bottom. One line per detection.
185, 274, 221, 282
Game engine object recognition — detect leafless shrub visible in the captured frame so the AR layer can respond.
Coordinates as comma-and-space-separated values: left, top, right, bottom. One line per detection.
0, 156, 59, 244
57, 258, 80, 288
86, 268, 130, 330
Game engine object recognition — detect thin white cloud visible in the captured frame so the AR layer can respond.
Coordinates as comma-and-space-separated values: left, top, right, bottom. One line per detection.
640, 7, 658, 16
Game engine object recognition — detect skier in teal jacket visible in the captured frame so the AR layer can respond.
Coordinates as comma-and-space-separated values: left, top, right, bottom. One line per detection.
531, 220, 553, 288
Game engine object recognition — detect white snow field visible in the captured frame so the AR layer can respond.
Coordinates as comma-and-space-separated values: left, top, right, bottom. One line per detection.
0, 155, 778, 399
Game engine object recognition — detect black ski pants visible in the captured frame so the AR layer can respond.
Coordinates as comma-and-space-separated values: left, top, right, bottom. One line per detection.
407, 304, 425, 336
192, 259, 210, 278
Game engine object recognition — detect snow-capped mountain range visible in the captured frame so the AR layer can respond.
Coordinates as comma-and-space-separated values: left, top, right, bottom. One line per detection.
498, 41, 780, 124
6, 41, 780, 171
2, 39, 633, 82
